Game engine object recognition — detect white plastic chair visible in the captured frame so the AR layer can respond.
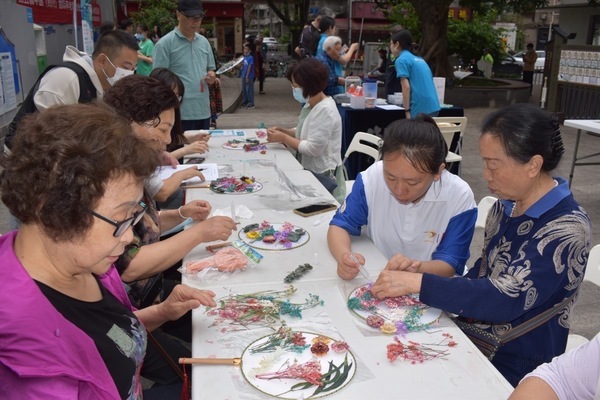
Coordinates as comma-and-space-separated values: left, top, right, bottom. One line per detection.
565, 334, 590, 353
342, 132, 382, 195
475, 196, 497, 229
564, 245, 600, 353
434, 117, 468, 174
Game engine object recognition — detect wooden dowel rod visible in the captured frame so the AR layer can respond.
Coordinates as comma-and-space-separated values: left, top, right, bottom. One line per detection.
181, 183, 211, 189
206, 241, 232, 252
179, 357, 241, 366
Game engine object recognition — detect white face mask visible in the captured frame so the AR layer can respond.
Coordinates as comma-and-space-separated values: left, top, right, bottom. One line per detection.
292, 86, 307, 103
103, 56, 134, 86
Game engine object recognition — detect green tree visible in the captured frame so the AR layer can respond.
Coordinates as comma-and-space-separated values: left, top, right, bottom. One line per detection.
131, 0, 177, 35
447, 12, 504, 71
375, 0, 597, 78
385, 1, 420, 40
265, 0, 309, 54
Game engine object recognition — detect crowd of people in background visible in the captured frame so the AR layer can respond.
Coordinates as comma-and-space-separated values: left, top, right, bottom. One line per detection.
1, 0, 596, 399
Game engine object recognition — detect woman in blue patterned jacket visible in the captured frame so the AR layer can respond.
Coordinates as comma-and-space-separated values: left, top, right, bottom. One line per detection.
371, 103, 592, 386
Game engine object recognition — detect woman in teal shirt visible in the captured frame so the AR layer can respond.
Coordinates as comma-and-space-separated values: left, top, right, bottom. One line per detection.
136, 24, 154, 76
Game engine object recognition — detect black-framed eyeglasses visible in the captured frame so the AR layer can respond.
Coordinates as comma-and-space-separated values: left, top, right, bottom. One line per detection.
184, 14, 204, 22
90, 201, 148, 237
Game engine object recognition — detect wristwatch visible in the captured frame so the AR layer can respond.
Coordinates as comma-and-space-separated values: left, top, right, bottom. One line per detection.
404, 108, 411, 112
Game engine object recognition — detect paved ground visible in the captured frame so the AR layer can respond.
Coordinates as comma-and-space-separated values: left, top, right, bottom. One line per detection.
1, 75, 598, 339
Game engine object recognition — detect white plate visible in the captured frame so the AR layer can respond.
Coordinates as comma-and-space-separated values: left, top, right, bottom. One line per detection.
241, 331, 356, 399
222, 140, 246, 150
348, 284, 442, 331
238, 223, 310, 251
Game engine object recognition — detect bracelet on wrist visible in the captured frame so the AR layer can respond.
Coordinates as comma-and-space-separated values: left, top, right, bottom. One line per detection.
405, 108, 411, 112
178, 206, 187, 220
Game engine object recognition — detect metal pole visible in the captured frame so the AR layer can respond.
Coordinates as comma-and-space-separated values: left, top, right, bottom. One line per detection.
72, 0, 79, 49
540, 76, 548, 109
351, 17, 364, 71
347, 0, 352, 45
548, 12, 555, 43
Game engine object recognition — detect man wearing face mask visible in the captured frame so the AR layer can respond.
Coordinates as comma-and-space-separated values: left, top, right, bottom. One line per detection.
5, 30, 138, 152
153, 0, 217, 131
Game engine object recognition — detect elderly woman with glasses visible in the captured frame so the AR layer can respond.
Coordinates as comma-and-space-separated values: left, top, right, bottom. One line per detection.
103, 75, 236, 310
0, 103, 216, 398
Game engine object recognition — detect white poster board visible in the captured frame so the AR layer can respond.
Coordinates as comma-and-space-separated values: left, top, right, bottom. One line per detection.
0, 52, 17, 115
433, 77, 445, 104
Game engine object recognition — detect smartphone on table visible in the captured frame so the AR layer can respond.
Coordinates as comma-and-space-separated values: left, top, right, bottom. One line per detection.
184, 157, 206, 164
293, 203, 338, 217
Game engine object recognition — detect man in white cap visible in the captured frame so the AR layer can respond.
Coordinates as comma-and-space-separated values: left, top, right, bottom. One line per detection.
153, 0, 217, 130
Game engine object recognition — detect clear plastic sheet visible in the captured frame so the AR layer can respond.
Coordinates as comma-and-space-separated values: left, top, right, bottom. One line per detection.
179, 246, 258, 283
258, 164, 329, 211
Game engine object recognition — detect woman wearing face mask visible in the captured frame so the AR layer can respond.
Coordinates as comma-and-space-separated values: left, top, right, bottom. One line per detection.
328, 116, 477, 279
266, 63, 310, 148
266, 58, 346, 203
135, 24, 154, 76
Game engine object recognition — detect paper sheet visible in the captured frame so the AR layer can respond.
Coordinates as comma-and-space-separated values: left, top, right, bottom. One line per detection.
184, 129, 246, 138
156, 163, 219, 182
209, 129, 246, 137
376, 104, 403, 110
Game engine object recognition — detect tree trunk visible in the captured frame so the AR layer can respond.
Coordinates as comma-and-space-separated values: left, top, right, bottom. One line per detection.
409, 0, 454, 79
267, 0, 309, 57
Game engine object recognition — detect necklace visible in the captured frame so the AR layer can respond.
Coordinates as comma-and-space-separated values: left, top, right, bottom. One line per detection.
510, 179, 558, 218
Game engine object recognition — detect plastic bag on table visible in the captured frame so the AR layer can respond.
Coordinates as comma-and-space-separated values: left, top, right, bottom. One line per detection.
258, 163, 330, 211
180, 246, 258, 282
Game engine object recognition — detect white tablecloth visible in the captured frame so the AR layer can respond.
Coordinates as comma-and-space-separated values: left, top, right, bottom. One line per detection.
184, 280, 513, 399
184, 129, 303, 172
180, 128, 513, 399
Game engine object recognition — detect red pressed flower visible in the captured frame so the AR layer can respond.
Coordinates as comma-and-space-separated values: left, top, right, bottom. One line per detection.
256, 359, 323, 386
291, 332, 307, 346
331, 341, 350, 353
367, 315, 385, 328
310, 342, 329, 356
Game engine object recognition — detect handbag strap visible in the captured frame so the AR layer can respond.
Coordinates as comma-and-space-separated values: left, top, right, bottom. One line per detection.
147, 330, 185, 382
499, 290, 578, 345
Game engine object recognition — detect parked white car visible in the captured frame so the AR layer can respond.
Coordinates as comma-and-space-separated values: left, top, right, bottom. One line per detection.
262, 37, 278, 49
512, 50, 546, 71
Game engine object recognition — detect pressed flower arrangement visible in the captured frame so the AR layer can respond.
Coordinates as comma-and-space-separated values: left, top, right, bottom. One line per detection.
206, 286, 324, 332
209, 176, 263, 194
243, 329, 355, 399
387, 332, 458, 364
239, 221, 309, 250
347, 283, 441, 334
223, 138, 261, 149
